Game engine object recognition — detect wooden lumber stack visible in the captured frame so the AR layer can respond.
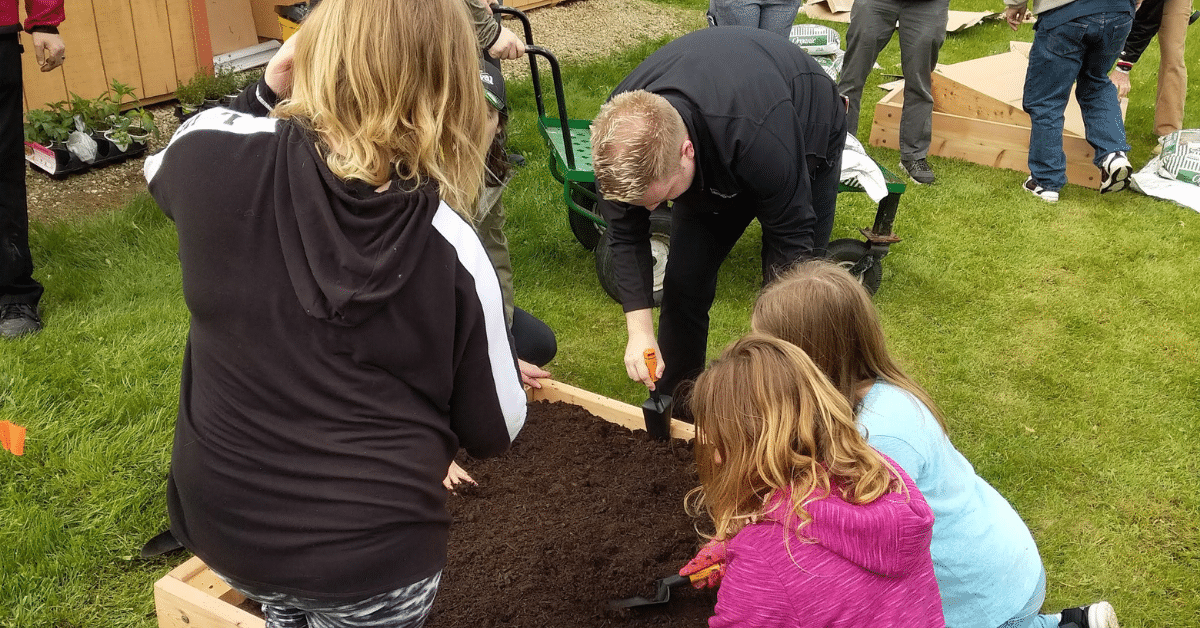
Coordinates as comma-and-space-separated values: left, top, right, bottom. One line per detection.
869, 42, 1128, 190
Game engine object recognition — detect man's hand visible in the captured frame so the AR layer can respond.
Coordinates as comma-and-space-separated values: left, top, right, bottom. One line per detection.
30, 31, 65, 72
265, 34, 299, 97
518, 359, 551, 389
1004, 4, 1029, 30
443, 461, 477, 492
679, 539, 727, 589
1109, 68, 1131, 98
623, 309, 661, 388
487, 26, 525, 61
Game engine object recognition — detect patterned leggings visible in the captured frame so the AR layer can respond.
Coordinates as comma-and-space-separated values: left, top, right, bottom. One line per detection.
220, 570, 442, 628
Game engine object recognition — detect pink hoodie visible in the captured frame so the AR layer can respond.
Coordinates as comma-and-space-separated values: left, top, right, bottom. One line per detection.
710, 458, 942, 628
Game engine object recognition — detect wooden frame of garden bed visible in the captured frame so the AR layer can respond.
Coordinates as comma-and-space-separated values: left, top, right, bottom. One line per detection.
153, 379, 693, 628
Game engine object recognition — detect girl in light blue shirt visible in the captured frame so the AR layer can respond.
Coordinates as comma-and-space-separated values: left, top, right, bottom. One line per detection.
750, 260, 1118, 628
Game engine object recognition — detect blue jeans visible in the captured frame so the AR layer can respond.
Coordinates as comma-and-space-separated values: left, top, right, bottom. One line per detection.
708, 0, 803, 38
1023, 12, 1132, 191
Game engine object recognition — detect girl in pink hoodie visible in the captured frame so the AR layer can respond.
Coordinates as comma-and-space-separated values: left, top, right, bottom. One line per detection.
682, 333, 943, 628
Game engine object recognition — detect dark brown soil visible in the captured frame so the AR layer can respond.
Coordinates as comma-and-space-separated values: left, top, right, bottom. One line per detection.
427, 400, 715, 627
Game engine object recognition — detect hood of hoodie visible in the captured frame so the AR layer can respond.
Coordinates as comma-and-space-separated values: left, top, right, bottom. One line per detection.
271, 125, 444, 327
763, 477, 934, 578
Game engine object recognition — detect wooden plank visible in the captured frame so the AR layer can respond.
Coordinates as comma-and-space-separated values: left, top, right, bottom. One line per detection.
871, 92, 1101, 189
186, 565, 248, 605
57, 0, 108, 102
166, 0, 199, 84
529, 379, 695, 441
155, 571, 263, 628
931, 71, 1027, 126
129, 0, 178, 101
93, 0, 145, 97
205, 0, 258, 56
18, 31, 67, 110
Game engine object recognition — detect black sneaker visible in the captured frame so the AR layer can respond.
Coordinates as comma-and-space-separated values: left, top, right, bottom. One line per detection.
1059, 601, 1119, 628
0, 303, 42, 339
1098, 151, 1132, 194
900, 158, 936, 184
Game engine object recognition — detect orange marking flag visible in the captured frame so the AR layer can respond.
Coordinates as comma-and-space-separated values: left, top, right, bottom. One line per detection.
0, 421, 26, 456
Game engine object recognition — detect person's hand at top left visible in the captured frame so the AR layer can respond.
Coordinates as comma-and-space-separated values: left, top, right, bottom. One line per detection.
30, 31, 65, 72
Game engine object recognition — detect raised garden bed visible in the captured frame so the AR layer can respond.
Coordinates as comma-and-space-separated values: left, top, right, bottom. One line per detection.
154, 380, 711, 628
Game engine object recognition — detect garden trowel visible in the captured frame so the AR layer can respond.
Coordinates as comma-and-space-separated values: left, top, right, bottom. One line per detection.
641, 348, 671, 440
608, 564, 721, 610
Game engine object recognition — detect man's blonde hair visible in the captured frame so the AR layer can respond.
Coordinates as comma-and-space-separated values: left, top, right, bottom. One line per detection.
590, 90, 687, 204
272, 0, 487, 217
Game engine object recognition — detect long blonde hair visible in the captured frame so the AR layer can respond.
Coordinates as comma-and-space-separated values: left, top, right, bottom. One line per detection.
272, 0, 487, 217
686, 333, 900, 542
590, 90, 686, 204
751, 260, 949, 433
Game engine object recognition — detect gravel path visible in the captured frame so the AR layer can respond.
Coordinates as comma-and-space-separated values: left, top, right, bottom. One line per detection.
25, 0, 699, 224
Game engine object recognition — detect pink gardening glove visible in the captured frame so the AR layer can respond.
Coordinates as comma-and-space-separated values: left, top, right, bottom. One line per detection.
679, 539, 727, 589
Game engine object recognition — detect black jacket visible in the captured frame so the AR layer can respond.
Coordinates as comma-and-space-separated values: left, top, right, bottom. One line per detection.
598, 27, 845, 311
145, 81, 526, 600
1118, 0, 1165, 64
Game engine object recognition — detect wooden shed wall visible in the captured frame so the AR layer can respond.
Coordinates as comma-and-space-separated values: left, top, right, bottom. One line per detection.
20, 0, 204, 112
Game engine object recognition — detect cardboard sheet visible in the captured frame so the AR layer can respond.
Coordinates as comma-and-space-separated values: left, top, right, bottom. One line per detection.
803, 0, 998, 32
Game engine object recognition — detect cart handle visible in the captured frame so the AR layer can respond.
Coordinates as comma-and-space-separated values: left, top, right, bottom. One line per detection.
493, 6, 577, 170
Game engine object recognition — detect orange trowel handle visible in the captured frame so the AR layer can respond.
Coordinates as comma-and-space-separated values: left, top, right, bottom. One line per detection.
643, 348, 659, 383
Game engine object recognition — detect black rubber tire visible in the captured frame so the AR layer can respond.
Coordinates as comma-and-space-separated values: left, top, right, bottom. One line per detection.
594, 212, 671, 306
567, 183, 603, 250
826, 238, 883, 295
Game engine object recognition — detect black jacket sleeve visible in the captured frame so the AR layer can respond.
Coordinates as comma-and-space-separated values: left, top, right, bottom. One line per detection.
597, 197, 657, 311
1119, 0, 1165, 65
230, 78, 279, 117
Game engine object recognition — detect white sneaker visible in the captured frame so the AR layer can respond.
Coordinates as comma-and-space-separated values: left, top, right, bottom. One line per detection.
1099, 151, 1132, 194
1058, 601, 1119, 628
1023, 176, 1059, 203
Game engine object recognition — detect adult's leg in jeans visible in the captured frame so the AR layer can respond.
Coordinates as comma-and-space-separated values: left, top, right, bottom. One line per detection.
1075, 13, 1131, 167
757, 0, 803, 38
708, 0, 762, 28
0, 35, 43, 307
1153, 0, 1189, 136
657, 198, 753, 396
838, 0, 900, 136
512, 306, 557, 367
1023, 21, 1085, 192
896, 0, 948, 160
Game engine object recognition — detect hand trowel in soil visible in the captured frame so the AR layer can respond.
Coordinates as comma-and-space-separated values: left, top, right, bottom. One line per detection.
608, 563, 721, 610
641, 348, 671, 441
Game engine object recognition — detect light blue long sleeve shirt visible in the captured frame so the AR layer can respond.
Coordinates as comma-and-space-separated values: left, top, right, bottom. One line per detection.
859, 381, 1044, 628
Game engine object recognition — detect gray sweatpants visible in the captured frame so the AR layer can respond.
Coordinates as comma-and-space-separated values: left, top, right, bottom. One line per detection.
837, 0, 949, 160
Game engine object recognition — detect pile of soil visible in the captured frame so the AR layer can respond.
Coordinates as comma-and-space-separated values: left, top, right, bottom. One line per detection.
428, 400, 715, 627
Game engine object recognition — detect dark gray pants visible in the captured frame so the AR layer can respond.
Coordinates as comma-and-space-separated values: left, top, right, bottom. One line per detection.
837, 0, 948, 160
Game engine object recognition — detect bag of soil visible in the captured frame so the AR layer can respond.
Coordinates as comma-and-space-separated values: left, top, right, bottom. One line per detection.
1157, 130, 1200, 186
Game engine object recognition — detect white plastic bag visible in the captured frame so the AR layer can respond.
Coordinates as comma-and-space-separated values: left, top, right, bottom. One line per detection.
66, 130, 98, 164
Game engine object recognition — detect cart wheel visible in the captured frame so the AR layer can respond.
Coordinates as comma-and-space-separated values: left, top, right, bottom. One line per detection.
827, 238, 883, 295
568, 208, 603, 250
594, 212, 671, 306
567, 182, 602, 250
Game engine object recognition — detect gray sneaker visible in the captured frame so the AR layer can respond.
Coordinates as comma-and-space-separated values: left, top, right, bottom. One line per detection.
0, 303, 43, 339
901, 158, 936, 184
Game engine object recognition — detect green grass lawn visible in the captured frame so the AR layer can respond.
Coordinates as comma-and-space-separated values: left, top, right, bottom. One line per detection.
2, 1, 1198, 626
